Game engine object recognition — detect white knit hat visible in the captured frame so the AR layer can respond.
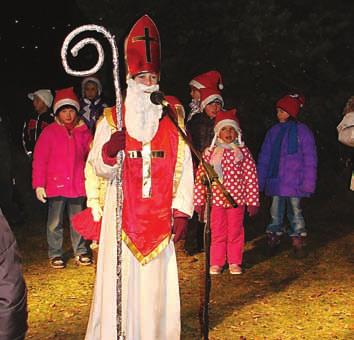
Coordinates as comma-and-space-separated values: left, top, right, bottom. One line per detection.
28, 89, 53, 108
81, 76, 102, 97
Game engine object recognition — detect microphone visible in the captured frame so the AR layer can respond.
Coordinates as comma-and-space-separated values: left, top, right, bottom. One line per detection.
150, 91, 169, 107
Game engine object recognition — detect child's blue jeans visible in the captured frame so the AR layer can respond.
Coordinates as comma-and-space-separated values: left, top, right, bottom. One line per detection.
266, 196, 307, 237
46, 196, 88, 259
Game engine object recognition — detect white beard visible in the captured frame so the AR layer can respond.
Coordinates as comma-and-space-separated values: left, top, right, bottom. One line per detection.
125, 79, 163, 143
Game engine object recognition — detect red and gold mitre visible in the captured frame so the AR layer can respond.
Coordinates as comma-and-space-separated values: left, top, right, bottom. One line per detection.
124, 15, 161, 78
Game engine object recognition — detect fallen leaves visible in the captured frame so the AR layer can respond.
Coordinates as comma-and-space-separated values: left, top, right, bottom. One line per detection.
17, 220, 354, 339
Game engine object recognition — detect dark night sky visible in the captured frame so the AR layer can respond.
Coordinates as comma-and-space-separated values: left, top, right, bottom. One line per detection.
1, 1, 87, 144
1, 0, 354, 196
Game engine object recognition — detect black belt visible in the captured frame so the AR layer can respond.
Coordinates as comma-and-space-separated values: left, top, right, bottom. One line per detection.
127, 150, 165, 158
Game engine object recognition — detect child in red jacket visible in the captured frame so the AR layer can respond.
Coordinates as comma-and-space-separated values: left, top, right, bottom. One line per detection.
32, 87, 93, 269
194, 109, 259, 274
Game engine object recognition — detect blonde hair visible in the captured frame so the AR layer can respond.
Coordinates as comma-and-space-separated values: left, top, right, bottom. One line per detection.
342, 96, 354, 115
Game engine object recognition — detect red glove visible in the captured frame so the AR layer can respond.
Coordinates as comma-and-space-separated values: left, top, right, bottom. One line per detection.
172, 217, 188, 243
104, 129, 126, 157
247, 205, 259, 217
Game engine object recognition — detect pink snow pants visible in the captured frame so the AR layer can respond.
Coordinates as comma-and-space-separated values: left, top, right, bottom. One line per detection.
210, 205, 245, 266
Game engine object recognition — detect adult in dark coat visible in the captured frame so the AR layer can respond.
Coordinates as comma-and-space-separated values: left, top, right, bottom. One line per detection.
184, 87, 224, 255
0, 209, 28, 340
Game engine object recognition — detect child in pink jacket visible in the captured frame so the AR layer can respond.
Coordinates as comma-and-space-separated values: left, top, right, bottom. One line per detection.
194, 109, 259, 274
32, 87, 92, 269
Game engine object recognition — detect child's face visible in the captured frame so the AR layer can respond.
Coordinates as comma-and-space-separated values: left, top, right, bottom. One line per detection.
134, 72, 158, 86
219, 125, 237, 144
205, 101, 222, 119
190, 86, 200, 101
58, 107, 77, 125
33, 96, 48, 114
84, 82, 99, 100
277, 108, 290, 123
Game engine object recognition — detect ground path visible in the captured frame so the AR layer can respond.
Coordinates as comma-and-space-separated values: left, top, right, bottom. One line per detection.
15, 202, 354, 339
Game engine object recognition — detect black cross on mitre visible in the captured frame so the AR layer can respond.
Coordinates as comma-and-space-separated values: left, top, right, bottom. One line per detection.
132, 27, 158, 63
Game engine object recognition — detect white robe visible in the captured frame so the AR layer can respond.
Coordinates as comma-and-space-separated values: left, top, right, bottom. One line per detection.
85, 116, 194, 340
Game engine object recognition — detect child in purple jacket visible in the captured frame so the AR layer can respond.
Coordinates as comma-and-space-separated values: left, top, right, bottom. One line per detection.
257, 94, 317, 258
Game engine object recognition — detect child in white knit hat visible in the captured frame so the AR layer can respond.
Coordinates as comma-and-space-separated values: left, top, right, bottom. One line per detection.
23, 89, 54, 159
79, 76, 108, 134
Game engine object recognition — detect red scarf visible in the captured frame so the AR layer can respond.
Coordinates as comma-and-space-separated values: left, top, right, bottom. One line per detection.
64, 122, 76, 135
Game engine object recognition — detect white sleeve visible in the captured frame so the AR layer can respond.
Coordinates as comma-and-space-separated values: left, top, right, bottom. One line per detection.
172, 144, 194, 217
89, 118, 119, 180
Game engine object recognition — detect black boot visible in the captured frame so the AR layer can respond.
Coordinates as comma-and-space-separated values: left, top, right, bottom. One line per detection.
291, 236, 308, 259
265, 232, 282, 256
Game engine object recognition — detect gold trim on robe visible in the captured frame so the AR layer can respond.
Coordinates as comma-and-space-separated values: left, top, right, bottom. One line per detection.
103, 107, 117, 130
102, 106, 184, 264
122, 230, 171, 265
122, 116, 178, 264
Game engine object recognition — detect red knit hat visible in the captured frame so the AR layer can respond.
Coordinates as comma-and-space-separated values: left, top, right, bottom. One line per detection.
199, 88, 224, 111
189, 70, 223, 91
53, 87, 80, 115
209, 108, 244, 148
124, 15, 160, 79
276, 93, 305, 118
214, 109, 241, 134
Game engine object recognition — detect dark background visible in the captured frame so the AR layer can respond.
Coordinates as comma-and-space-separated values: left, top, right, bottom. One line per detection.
1, 0, 354, 201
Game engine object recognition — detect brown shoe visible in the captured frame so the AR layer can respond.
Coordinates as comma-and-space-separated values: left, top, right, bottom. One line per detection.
291, 236, 308, 259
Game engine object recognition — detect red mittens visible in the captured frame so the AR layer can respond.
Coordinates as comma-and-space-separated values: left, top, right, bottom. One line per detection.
104, 129, 126, 157
172, 217, 188, 243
